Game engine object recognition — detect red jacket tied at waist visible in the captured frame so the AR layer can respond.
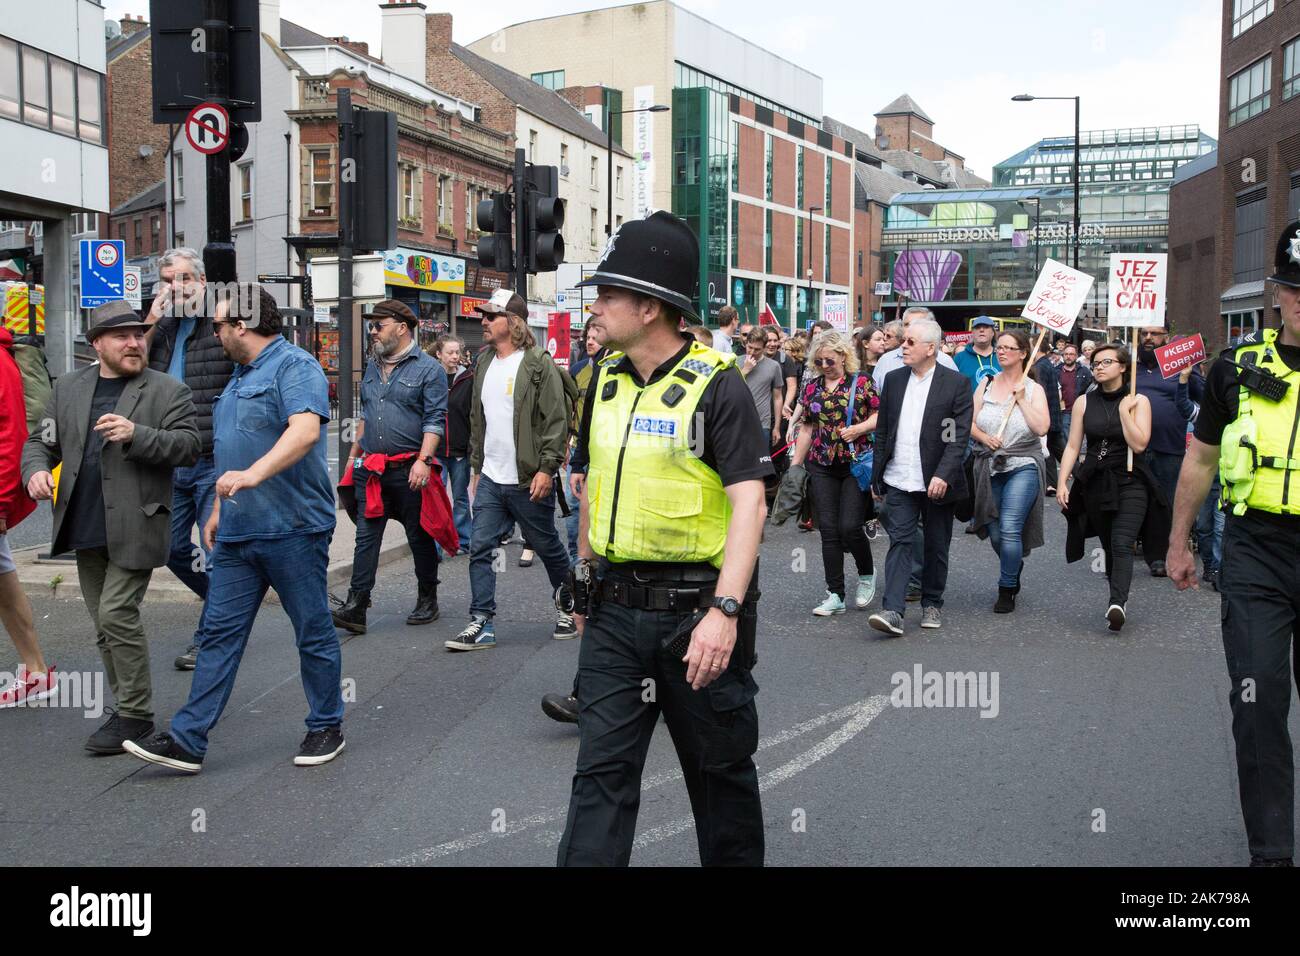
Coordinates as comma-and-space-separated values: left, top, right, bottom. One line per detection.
338, 452, 459, 554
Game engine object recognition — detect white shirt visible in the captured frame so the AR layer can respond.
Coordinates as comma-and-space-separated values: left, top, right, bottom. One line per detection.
872, 345, 956, 392
712, 329, 735, 354
882, 364, 936, 493
480, 350, 525, 485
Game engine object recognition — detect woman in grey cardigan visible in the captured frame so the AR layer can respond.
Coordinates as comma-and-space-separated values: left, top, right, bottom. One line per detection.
968, 329, 1052, 613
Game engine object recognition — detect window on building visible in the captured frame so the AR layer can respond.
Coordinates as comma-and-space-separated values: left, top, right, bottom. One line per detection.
117, 222, 126, 244
307, 148, 333, 217
796, 145, 804, 208
437, 175, 452, 228
0, 38, 17, 120
238, 163, 252, 222
858, 250, 863, 277
175, 232, 183, 247
590, 207, 598, 248
76, 66, 101, 143
764, 134, 773, 202
1234, 188, 1268, 283
1228, 56, 1271, 127
731, 121, 740, 193
1232, 0, 1273, 37
21, 47, 47, 127
615, 214, 623, 230
530, 70, 565, 91
49, 57, 74, 135
173, 151, 185, 201
465, 184, 474, 232
796, 216, 804, 279
765, 209, 773, 273
560, 142, 568, 176
590, 155, 599, 189
529, 130, 537, 161
616, 165, 624, 197
401, 165, 419, 224
151, 216, 160, 253
731, 199, 739, 269
1284, 36, 1300, 102
825, 160, 833, 212
824, 223, 831, 283
133, 218, 142, 253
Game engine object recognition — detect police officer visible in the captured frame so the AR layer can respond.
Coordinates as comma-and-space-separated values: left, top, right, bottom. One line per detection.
557, 212, 773, 867
1168, 220, 1300, 867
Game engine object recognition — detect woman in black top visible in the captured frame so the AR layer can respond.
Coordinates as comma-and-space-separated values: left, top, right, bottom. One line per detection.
1057, 342, 1158, 632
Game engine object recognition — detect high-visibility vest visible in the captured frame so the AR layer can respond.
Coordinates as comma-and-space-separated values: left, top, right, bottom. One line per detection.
587, 342, 734, 568
1219, 328, 1300, 516
2, 283, 44, 335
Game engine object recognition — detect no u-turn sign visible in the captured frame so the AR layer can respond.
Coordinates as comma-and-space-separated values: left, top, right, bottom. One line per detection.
185, 102, 230, 155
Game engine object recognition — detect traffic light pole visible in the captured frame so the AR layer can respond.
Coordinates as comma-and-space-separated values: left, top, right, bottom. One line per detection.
337, 87, 355, 474
202, 0, 235, 284
514, 147, 527, 299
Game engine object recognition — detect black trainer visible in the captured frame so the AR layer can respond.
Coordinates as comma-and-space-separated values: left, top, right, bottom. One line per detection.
1250, 855, 1294, 867
542, 693, 579, 724
174, 644, 199, 670
84, 711, 154, 755
123, 732, 203, 774
294, 726, 346, 766
331, 589, 370, 635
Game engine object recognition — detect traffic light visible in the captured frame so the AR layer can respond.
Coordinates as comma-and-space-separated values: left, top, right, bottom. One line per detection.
523, 164, 565, 273
353, 108, 398, 253
476, 191, 514, 274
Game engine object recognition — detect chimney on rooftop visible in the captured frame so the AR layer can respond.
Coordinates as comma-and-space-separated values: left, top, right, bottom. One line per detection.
381, 1, 430, 82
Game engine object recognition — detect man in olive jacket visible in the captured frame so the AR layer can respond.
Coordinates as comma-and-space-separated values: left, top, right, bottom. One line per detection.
22, 301, 200, 754
445, 289, 574, 651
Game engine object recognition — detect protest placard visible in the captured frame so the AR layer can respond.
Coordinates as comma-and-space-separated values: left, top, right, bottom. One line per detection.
1020, 258, 1094, 338
1155, 333, 1205, 379
1107, 253, 1167, 328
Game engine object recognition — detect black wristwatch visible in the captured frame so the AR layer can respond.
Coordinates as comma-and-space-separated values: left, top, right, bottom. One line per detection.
711, 595, 742, 617
420, 454, 435, 466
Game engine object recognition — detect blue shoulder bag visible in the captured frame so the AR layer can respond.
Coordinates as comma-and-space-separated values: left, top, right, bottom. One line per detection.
846, 373, 874, 492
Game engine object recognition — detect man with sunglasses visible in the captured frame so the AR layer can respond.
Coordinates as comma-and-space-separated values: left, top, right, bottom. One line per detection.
125, 286, 345, 773
143, 247, 234, 670
333, 300, 448, 634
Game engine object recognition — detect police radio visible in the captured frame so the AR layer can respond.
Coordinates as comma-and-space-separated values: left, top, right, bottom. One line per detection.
1225, 355, 1291, 402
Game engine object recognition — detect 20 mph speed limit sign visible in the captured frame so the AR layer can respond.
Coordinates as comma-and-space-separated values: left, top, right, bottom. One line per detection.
185, 103, 230, 155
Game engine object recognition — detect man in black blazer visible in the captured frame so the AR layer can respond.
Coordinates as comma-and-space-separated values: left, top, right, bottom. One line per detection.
869, 316, 972, 636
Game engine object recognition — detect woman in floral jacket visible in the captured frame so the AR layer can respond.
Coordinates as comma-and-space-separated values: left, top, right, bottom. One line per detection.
790, 331, 879, 616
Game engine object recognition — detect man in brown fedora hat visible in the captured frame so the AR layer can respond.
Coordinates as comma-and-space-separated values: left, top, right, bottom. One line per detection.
22, 300, 200, 755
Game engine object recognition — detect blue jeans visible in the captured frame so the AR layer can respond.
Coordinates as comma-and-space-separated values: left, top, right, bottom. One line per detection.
468, 475, 570, 619
440, 455, 472, 552
1195, 475, 1224, 572
169, 532, 343, 757
168, 455, 216, 647
563, 465, 582, 565
985, 464, 1040, 588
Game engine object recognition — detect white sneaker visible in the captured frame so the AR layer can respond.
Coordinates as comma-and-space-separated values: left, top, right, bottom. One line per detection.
812, 591, 846, 616
855, 575, 876, 609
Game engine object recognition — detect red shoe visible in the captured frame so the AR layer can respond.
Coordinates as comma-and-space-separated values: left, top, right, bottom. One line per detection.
0, 664, 57, 708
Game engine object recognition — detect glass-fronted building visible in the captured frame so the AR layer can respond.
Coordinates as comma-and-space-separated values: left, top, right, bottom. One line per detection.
880, 126, 1217, 333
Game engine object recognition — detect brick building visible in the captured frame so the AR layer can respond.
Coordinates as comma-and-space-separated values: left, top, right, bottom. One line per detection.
1169, 0, 1300, 347
105, 14, 171, 221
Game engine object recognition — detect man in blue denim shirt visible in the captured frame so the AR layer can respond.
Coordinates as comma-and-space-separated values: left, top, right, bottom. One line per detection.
333, 299, 447, 634
125, 286, 345, 774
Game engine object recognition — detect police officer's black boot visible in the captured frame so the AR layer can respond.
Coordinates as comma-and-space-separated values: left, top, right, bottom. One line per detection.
332, 590, 370, 634
406, 581, 439, 625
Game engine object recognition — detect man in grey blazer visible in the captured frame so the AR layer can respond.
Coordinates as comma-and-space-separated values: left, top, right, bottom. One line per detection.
22, 301, 200, 754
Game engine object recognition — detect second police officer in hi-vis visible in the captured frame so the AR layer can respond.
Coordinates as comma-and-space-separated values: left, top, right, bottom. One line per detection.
1169, 220, 1300, 867
557, 212, 772, 867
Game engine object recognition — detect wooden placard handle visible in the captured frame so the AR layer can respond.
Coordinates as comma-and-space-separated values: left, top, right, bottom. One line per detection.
993, 327, 1048, 440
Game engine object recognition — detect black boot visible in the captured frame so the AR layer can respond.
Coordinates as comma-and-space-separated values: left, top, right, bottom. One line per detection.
993, 587, 1016, 614
406, 582, 439, 625
332, 590, 370, 634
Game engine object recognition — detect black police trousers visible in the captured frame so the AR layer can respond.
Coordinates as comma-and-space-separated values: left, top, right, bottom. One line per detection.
556, 598, 764, 866
1219, 510, 1300, 861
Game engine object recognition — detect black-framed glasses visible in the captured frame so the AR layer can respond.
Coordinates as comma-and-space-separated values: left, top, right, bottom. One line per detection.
1093, 358, 1121, 368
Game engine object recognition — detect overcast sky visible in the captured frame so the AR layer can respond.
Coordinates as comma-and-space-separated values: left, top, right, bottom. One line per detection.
105, 0, 1222, 177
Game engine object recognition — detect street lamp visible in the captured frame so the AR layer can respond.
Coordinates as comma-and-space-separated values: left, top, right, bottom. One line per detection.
607, 104, 670, 240
805, 205, 822, 329
1011, 94, 1081, 275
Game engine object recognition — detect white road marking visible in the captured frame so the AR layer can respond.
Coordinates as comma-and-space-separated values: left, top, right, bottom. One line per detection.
378, 696, 888, 866
631, 695, 890, 850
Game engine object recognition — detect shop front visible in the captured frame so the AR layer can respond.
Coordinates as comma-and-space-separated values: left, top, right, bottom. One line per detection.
381, 246, 465, 351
